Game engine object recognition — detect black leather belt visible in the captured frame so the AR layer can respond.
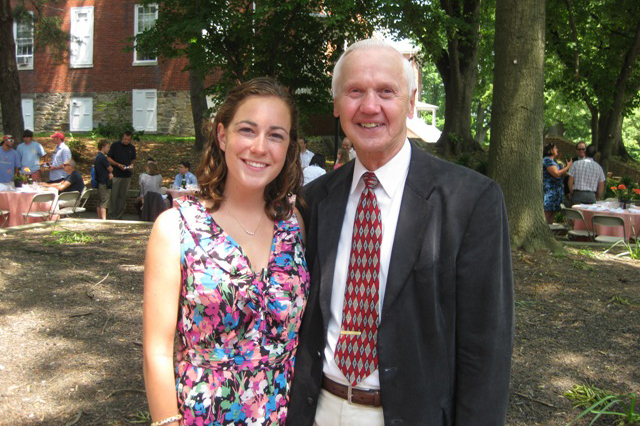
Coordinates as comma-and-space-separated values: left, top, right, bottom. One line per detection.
322, 375, 382, 407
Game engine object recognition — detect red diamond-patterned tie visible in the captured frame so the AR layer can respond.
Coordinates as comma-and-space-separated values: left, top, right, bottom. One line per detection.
334, 172, 381, 387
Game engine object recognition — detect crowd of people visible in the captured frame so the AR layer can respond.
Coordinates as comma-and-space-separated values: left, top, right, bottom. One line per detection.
542, 140, 606, 223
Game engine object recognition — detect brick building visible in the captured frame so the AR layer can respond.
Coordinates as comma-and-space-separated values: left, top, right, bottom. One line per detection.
10, 0, 195, 135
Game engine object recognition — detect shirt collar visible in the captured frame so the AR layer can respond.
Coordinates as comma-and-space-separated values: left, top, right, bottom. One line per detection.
350, 139, 412, 198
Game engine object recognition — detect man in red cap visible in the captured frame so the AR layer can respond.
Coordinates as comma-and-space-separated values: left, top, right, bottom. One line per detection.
47, 131, 72, 183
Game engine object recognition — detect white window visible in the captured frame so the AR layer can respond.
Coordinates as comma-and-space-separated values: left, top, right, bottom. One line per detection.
14, 13, 34, 70
132, 90, 157, 132
70, 7, 94, 68
133, 4, 158, 65
69, 97, 93, 132
22, 98, 34, 131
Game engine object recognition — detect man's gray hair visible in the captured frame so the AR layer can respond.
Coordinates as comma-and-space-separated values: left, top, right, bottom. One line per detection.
331, 39, 416, 98
66, 158, 76, 168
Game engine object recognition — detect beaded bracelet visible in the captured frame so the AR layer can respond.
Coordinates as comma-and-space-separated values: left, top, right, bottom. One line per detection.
150, 414, 182, 426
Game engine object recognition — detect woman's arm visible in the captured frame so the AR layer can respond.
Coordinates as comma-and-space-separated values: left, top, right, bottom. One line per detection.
143, 208, 182, 425
546, 158, 573, 178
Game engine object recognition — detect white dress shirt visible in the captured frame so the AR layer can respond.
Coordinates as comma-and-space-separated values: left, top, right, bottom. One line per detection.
323, 140, 412, 390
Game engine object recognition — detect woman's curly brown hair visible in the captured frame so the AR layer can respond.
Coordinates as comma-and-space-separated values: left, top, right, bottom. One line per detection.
196, 77, 302, 221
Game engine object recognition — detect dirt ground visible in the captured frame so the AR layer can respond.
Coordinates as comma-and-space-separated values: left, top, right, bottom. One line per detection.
0, 220, 638, 426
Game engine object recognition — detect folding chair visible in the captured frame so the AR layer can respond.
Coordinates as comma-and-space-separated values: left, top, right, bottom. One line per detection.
22, 192, 56, 224
591, 214, 627, 244
72, 188, 95, 216
51, 191, 81, 219
0, 208, 9, 227
561, 208, 593, 241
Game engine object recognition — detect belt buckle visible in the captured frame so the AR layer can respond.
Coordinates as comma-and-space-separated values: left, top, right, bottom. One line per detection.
347, 384, 353, 404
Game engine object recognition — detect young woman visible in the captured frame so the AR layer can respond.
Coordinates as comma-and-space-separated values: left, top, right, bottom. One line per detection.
143, 77, 309, 426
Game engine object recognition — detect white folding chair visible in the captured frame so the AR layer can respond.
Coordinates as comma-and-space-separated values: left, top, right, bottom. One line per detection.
591, 214, 627, 244
0, 208, 9, 227
51, 191, 81, 219
71, 188, 95, 216
562, 208, 593, 240
22, 192, 56, 224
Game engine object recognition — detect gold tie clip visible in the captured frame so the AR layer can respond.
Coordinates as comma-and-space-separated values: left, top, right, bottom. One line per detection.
340, 330, 361, 336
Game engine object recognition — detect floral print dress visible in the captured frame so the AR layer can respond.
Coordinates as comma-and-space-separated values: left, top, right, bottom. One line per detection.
174, 198, 309, 426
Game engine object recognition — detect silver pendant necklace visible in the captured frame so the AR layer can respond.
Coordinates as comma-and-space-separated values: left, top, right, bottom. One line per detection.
226, 207, 264, 236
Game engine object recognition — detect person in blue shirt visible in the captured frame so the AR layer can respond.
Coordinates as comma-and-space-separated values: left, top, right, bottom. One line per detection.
0, 135, 21, 184
173, 161, 197, 188
16, 129, 46, 181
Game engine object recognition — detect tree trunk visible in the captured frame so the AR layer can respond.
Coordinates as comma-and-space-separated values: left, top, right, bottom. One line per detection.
431, 0, 483, 157
587, 102, 598, 149
474, 102, 489, 145
595, 21, 640, 177
0, 0, 24, 138
489, 0, 557, 251
188, 65, 208, 152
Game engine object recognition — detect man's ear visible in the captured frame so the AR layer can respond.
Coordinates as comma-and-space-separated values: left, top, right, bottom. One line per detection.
217, 123, 226, 152
407, 89, 417, 119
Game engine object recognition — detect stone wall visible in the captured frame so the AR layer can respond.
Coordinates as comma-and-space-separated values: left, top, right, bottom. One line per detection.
4, 90, 195, 135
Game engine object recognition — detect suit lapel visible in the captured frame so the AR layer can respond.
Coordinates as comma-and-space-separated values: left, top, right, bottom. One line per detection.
317, 164, 353, 330
382, 147, 436, 315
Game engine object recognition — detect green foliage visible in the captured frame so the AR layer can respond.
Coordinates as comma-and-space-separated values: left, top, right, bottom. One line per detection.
66, 134, 89, 162
46, 230, 95, 245
604, 237, 640, 260
92, 95, 143, 141
134, 0, 379, 122
126, 411, 151, 424
565, 384, 639, 425
578, 248, 596, 258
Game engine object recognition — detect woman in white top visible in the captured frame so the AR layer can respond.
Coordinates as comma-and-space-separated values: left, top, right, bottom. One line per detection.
135, 161, 164, 215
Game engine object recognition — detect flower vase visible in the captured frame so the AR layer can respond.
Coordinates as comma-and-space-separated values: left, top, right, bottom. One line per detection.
14, 180, 23, 188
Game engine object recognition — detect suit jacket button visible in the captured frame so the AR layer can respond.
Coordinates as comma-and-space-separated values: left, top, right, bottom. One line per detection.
307, 397, 315, 405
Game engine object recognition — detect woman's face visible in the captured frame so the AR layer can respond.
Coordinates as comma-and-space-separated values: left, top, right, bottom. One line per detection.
217, 95, 291, 195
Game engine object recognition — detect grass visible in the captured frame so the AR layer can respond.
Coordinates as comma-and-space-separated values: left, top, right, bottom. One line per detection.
565, 384, 639, 425
46, 230, 95, 245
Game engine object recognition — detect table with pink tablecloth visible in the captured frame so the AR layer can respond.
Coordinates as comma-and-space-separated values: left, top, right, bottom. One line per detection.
0, 188, 58, 228
572, 205, 640, 240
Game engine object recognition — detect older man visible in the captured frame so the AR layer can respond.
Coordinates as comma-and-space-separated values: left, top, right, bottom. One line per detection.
568, 144, 605, 205
288, 39, 514, 426
41, 159, 84, 194
48, 132, 72, 183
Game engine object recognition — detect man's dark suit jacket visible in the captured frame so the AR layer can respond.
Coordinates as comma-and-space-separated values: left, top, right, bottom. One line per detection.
287, 143, 514, 426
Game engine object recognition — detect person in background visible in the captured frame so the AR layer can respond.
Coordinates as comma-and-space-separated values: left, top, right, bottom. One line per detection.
299, 137, 314, 169
41, 159, 84, 194
172, 160, 197, 188
563, 141, 588, 196
567, 144, 605, 206
334, 148, 351, 170
16, 130, 46, 181
47, 132, 71, 183
341, 137, 356, 161
143, 77, 309, 426
303, 153, 326, 185
288, 38, 514, 426
0, 135, 21, 184
543, 141, 572, 224
135, 161, 163, 216
94, 140, 113, 220
107, 131, 136, 219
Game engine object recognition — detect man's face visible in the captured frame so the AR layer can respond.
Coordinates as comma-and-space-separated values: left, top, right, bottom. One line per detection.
2, 136, 14, 150
23, 136, 32, 144
178, 165, 188, 175
333, 48, 415, 169
576, 143, 586, 158
341, 138, 352, 150
122, 135, 132, 145
52, 136, 62, 145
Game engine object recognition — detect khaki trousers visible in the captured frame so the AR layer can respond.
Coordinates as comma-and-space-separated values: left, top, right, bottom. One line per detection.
313, 389, 384, 426
109, 177, 130, 219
